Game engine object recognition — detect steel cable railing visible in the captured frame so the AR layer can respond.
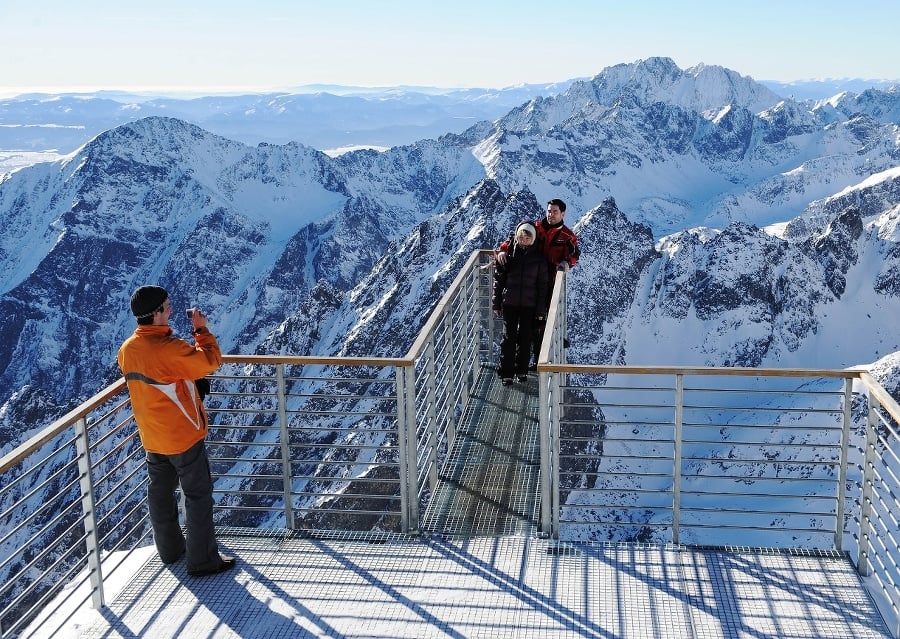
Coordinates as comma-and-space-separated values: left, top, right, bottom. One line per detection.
537, 274, 900, 635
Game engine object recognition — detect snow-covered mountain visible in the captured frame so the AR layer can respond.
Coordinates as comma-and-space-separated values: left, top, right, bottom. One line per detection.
2, 75, 894, 174
1, 56, 899, 452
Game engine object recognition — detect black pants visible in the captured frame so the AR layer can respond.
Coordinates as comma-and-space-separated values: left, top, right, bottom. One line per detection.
500, 305, 536, 378
531, 316, 547, 365
146, 439, 221, 572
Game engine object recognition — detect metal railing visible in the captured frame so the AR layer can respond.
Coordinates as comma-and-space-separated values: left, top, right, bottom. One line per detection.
0, 249, 898, 637
537, 271, 900, 636
0, 251, 493, 638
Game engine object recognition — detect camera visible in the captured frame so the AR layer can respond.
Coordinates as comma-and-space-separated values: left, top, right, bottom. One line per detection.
185, 308, 197, 319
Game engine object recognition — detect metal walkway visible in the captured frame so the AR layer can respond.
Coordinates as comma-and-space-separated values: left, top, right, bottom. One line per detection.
27, 530, 891, 638
421, 368, 541, 537
20, 369, 894, 638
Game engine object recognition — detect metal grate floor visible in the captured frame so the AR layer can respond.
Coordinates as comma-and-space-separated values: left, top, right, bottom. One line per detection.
421, 368, 541, 537
29, 532, 893, 639
21, 366, 894, 638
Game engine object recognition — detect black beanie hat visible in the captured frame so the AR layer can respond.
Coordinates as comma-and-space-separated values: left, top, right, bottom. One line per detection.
130, 285, 168, 318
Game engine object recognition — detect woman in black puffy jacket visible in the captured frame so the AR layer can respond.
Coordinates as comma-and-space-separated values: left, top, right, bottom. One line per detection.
492, 222, 549, 385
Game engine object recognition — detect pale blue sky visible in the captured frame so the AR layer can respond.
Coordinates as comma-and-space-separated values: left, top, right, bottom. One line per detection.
1, 0, 897, 97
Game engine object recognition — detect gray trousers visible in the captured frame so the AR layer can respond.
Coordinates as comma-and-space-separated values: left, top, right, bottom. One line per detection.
146, 439, 220, 572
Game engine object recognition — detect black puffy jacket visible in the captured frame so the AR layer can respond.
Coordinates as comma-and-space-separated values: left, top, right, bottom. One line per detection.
492, 244, 549, 311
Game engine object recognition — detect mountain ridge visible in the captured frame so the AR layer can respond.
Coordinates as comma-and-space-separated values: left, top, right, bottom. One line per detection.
0, 56, 898, 449
2, 64, 896, 170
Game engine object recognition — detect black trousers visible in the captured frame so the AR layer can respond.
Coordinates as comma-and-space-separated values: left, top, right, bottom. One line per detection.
500, 305, 536, 378
531, 271, 560, 364
531, 316, 547, 365
146, 439, 221, 572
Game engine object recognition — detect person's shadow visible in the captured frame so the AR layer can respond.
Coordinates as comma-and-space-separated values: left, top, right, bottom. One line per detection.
96, 551, 346, 639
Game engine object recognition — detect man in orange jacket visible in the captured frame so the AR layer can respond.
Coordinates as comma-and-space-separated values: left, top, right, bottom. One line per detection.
118, 285, 234, 576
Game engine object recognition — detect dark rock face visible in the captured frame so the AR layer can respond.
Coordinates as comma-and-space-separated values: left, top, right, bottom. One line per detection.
566, 198, 659, 365
812, 208, 864, 297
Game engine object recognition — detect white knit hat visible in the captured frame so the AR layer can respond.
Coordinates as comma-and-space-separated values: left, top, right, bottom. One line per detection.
515, 222, 536, 240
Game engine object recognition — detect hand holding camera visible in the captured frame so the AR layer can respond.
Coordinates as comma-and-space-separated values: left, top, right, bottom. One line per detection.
185, 307, 209, 332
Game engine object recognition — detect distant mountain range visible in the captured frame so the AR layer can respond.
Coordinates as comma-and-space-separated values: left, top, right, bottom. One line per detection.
0, 80, 577, 161
1, 72, 896, 166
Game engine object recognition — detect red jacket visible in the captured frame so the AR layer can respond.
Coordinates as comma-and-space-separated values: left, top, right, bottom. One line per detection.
534, 219, 580, 269
118, 325, 222, 455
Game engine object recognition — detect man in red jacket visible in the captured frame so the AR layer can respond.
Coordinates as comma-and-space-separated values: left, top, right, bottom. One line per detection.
118, 285, 234, 576
496, 199, 580, 367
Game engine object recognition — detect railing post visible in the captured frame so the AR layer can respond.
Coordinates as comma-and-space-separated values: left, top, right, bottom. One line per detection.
858, 389, 878, 576
74, 416, 105, 609
404, 363, 421, 533
395, 365, 420, 534
539, 370, 552, 538
442, 312, 459, 443
425, 338, 439, 493
461, 269, 473, 398
559, 271, 568, 389
395, 366, 410, 533
550, 370, 561, 539
275, 364, 295, 530
673, 374, 684, 545
835, 377, 853, 552
539, 271, 567, 540
485, 261, 495, 366
468, 267, 480, 388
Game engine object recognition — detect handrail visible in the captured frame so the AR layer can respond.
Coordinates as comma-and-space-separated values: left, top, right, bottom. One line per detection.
221, 355, 409, 366
535, 271, 899, 635
0, 248, 497, 638
859, 371, 900, 422
540, 363, 864, 378
0, 378, 127, 475
404, 249, 487, 361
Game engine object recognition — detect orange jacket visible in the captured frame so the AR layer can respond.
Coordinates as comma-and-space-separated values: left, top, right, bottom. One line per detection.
117, 325, 222, 455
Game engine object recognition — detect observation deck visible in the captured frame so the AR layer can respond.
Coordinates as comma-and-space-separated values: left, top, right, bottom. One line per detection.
2, 251, 898, 638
